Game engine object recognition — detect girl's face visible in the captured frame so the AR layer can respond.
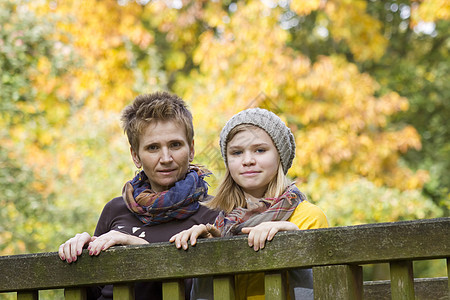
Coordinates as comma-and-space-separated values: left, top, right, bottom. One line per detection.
226, 126, 279, 199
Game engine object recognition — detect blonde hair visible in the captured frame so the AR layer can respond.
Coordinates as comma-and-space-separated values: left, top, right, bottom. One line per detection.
207, 124, 291, 213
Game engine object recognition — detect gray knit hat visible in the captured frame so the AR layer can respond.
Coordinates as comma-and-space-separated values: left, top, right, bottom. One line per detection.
220, 108, 296, 174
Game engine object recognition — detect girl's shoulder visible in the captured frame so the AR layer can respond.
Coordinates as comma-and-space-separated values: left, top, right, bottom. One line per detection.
288, 200, 329, 230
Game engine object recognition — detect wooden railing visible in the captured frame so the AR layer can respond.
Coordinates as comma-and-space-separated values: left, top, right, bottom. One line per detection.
0, 218, 449, 299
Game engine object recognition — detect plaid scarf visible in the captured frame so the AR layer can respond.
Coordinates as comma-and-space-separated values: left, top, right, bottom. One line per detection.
214, 184, 306, 237
122, 165, 211, 225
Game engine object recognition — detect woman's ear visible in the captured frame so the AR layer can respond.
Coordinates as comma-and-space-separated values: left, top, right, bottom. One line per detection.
189, 140, 195, 162
130, 147, 142, 168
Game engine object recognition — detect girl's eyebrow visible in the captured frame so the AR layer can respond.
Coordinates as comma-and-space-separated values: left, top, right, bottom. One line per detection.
227, 145, 243, 150
251, 142, 270, 147
228, 142, 270, 150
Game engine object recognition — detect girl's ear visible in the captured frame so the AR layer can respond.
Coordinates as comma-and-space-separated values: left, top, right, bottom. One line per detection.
189, 139, 195, 162
130, 147, 142, 168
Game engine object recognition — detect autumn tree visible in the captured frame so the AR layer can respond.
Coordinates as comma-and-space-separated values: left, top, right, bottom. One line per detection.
286, 0, 449, 211
0, 0, 76, 254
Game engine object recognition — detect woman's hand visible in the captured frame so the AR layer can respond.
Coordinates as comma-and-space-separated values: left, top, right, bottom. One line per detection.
59, 232, 93, 263
241, 221, 299, 251
87, 230, 148, 256
169, 224, 220, 250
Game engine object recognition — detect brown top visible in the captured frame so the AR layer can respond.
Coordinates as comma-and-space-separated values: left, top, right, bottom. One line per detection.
89, 196, 218, 300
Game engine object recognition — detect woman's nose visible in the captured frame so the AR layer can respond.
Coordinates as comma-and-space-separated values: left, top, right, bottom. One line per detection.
160, 148, 173, 163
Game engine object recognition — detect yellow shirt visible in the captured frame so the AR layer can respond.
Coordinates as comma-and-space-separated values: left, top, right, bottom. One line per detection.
235, 200, 329, 300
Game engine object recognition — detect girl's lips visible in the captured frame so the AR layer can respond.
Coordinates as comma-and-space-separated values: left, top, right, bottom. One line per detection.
241, 171, 260, 176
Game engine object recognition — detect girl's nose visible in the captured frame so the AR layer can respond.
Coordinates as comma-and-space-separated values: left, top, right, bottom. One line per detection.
242, 151, 255, 166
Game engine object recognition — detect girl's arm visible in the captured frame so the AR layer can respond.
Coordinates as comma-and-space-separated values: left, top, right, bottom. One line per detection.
241, 221, 299, 251
170, 224, 220, 250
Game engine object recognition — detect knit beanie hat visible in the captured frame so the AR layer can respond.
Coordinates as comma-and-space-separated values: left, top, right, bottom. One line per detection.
220, 108, 296, 174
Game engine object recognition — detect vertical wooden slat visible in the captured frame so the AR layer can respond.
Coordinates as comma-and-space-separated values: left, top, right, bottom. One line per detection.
390, 260, 415, 300
17, 291, 38, 300
265, 272, 286, 300
213, 276, 235, 300
64, 287, 86, 300
113, 283, 134, 300
313, 264, 363, 300
162, 280, 184, 300
447, 258, 449, 300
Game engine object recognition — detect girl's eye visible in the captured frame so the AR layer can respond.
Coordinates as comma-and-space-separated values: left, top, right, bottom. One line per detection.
231, 150, 242, 156
256, 148, 266, 153
171, 142, 182, 148
148, 145, 159, 151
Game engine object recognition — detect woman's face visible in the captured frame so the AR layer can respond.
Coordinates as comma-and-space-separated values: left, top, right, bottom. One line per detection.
226, 126, 279, 198
131, 120, 194, 192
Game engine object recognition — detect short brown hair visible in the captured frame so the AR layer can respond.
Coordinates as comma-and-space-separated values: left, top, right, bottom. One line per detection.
121, 91, 194, 151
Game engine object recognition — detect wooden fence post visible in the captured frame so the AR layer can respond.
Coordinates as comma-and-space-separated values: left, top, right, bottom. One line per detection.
390, 260, 415, 300
113, 283, 134, 300
17, 291, 38, 300
162, 280, 184, 300
214, 276, 235, 300
313, 265, 363, 300
265, 272, 286, 300
65, 287, 86, 300
447, 258, 449, 300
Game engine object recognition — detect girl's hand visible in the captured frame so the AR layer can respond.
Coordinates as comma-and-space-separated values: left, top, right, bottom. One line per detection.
59, 232, 93, 263
241, 221, 299, 251
87, 230, 148, 256
169, 224, 220, 250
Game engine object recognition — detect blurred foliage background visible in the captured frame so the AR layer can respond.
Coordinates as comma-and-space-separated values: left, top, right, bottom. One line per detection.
1, 0, 449, 285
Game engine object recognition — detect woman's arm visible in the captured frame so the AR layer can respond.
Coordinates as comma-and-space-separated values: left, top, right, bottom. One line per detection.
87, 230, 149, 256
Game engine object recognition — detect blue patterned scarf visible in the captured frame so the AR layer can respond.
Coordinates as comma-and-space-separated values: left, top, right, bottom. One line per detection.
122, 165, 211, 225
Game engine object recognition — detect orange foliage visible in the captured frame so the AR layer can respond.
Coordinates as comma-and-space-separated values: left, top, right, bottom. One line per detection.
176, 0, 426, 191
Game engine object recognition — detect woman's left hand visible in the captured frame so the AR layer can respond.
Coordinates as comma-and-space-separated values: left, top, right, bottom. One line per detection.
87, 230, 148, 256
241, 221, 299, 251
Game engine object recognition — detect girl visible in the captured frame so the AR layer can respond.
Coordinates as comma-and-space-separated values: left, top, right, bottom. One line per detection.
170, 107, 328, 299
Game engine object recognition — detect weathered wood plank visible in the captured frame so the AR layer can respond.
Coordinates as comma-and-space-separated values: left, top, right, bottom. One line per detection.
265, 272, 286, 300
162, 280, 184, 300
64, 287, 86, 300
313, 264, 363, 300
0, 218, 448, 292
113, 283, 134, 300
213, 276, 235, 300
363, 277, 448, 300
390, 260, 415, 300
17, 291, 38, 300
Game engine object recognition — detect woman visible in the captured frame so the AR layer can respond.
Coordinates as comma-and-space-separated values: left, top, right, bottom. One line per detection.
170, 107, 328, 299
58, 91, 218, 300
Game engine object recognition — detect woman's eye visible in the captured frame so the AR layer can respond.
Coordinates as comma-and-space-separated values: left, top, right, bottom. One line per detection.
171, 142, 182, 148
148, 145, 159, 151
